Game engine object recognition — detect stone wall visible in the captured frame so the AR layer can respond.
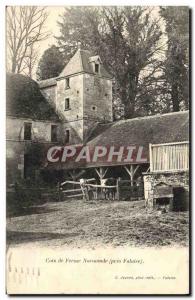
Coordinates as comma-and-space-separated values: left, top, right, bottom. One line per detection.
83, 73, 113, 123
55, 74, 84, 144
61, 119, 83, 145
143, 171, 189, 210
6, 116, 61, 182
54, 72, 112, 144
143, 171, 189, 198
56, 74, 84, 122
40, 86, 57, 109
7, 116, 61, 143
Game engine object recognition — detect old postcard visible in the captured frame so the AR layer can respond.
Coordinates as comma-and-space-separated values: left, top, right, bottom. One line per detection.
6, 5, 190, 295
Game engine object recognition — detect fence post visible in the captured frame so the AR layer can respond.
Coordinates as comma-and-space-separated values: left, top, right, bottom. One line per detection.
116, 178, 120, 200
57, 182, 61, 202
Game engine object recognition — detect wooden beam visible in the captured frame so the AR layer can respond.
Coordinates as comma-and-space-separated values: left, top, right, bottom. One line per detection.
124, 165, 131, 177
124, 165, 134, 186
151, 141, 189, 147
69, 169, 86, 181
124, 164, 140, 186
95, 167, 108, 179
130, 165, 134, 186
95, 168, 101, 178
146, 166, 150, 173
133, 165, 140, 176
149, 143, 153, 172
102, 168, 108, 178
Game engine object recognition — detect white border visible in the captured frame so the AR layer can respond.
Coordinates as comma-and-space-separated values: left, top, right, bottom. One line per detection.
1, 2, 194, 299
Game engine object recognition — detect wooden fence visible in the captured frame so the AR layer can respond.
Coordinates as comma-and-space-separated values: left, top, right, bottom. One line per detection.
149, 141, 189, 172
59, 179, 144, 201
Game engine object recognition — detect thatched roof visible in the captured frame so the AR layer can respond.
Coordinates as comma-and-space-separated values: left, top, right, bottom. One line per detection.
6, 73, 60, 121
87, 110, 189, 147
87, 111, 189, 160
46, 111, 189, 170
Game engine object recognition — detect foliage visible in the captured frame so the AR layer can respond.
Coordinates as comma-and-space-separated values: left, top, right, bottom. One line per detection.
56, 7, 165, 119
160, 6, 189, 111
37, 45, 65, 80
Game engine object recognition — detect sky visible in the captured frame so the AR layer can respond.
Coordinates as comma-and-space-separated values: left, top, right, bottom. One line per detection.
7, 6, 164, 79
33, 7, 63, 78
39, 7, 63, 51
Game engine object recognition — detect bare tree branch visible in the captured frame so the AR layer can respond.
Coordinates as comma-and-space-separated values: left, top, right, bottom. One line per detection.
6, 6, 50, 74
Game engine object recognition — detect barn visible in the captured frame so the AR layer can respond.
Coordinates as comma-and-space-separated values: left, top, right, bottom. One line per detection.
6, 45, 189, 207
45, 110, 189, 206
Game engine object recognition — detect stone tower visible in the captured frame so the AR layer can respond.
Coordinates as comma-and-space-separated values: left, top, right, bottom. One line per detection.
40, 46, 113, 145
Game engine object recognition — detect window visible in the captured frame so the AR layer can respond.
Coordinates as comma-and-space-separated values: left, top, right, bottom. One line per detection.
65, 98, 70, 110
95, 63, 99, 73
65, 77, 70, 89
51, 125, 58, 142
24, 122, 32, 140
65, 129, 70, 143
91, 105, 97, 111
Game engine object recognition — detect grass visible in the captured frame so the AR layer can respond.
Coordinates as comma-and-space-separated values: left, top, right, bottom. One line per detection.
7, 199, 189, 249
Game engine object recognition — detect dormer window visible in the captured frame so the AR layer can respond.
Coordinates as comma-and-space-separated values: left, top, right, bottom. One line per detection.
95, 63, 99, 73
65, 77, 70, 89
89, 56, 102, 75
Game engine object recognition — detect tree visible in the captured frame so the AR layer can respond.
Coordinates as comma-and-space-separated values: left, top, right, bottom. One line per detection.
23, 44, 40, 78
160, 7, 189, 111
36, 45, 65, 80
7, 6, 49, 75
56, 7, 164, 119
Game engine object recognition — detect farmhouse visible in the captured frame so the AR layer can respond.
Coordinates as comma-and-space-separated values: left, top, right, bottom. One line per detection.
6, 45, 189, 204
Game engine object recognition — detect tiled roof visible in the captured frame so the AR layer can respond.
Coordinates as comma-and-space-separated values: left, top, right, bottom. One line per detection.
59, 49, 113, 79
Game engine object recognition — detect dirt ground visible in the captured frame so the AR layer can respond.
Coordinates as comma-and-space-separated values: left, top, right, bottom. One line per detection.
7, 199, 189, 249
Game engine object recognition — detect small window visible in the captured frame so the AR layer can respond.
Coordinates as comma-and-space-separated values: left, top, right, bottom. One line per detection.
65, 129, 70, 143
51, 125, 58, 142
65, 77, 70, 89
65, 98, 70, 110
91, 105, 97, 111
24, 122, 32, 140
95, 63, 99, 73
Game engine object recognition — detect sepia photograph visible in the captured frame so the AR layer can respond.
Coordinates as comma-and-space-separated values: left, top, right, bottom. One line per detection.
6, 5, 190, 295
